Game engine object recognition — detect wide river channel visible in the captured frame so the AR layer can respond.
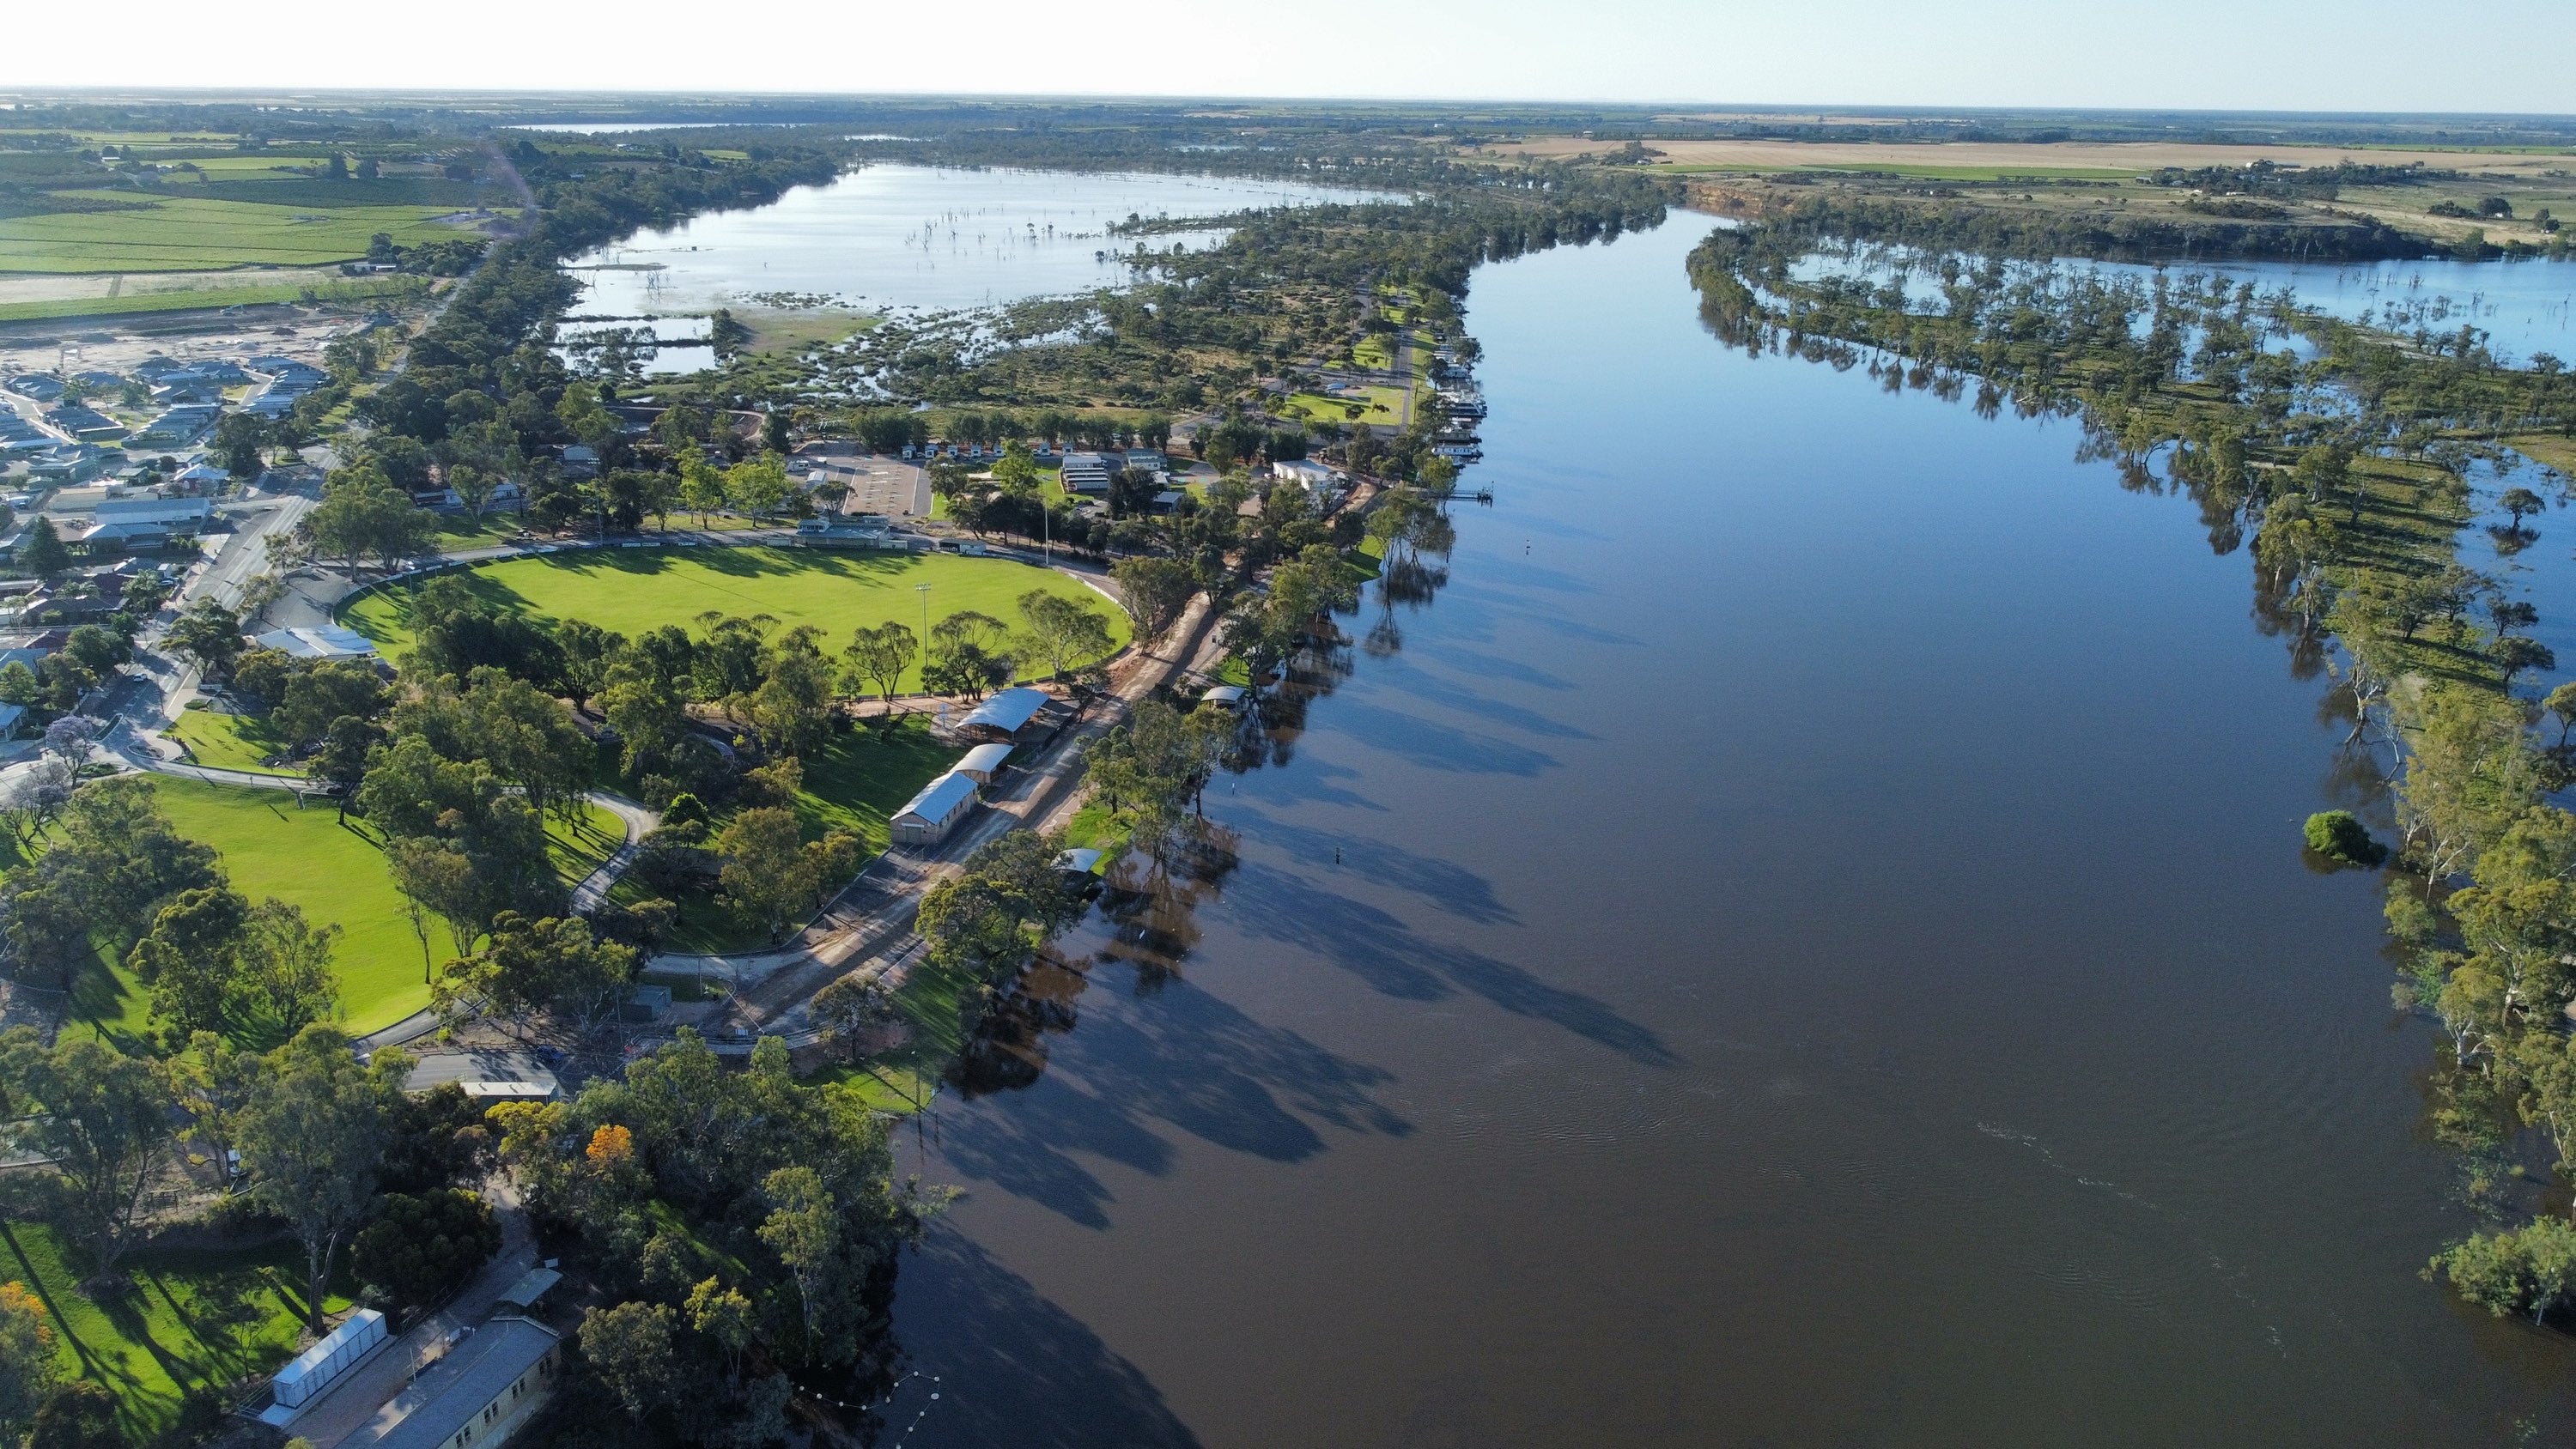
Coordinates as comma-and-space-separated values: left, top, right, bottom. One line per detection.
867, 211, 2576, 1446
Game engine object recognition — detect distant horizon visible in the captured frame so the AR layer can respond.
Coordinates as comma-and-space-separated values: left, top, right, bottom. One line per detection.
8, 0, 2573, 116
4, 89, 2576, 126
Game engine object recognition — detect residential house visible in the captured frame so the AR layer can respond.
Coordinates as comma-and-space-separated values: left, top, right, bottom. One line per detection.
28, 446, 113, 484
131, 403, 222, 449
44, 403, 125, 443
74, 496, 216, 554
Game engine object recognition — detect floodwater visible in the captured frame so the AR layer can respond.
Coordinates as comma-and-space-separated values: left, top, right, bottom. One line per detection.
871, 212, 2576, 1446
1789, 249, 2576, 367
561, 164, 1388, 319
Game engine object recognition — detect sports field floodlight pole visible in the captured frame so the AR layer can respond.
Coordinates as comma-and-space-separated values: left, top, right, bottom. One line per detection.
916, 582, 932, 678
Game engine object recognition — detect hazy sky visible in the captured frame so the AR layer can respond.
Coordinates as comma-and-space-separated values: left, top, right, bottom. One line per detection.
7, 0, 2572, 115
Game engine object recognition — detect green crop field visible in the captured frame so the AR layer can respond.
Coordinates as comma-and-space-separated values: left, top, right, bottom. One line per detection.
1659, 161, 2140, 181
0, 274, 424, 323
0, 1219, 350, 1440
0, 192, 475, 273
343, 547, 1129, 692
67, 779, 624, 1044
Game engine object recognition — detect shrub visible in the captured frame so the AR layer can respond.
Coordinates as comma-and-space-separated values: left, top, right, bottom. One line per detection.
351, 1189, 501, 1309
2303, 810, 2388, 868
27, 1383, 117, 1449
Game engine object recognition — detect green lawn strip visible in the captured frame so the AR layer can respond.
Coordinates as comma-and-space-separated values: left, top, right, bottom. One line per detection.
162, 709, 295, 775
65, 781, 623, 1046
804, 956, 970, 1111
614, 717, 957, 955
1282, 388, 1404, 427
1344, 535, 1387, 583
0, 276, 425, 324
0, 192, 469, 273
0, 1219, 349, 1441
1654, 161, 2142, 181
342, 548, 1128, 694
1057, 797, 1132, 862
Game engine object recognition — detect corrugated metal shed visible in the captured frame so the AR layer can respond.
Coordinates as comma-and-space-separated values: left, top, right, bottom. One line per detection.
957, 687, 1050, 738
955, 742, 1013, 784
890, 771, 981, 846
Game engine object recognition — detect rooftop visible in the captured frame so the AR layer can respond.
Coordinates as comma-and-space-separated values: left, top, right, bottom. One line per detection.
957, 741, 1013, 775
957, 686, 1051, 736
894, 769, 980, 824
339, 1316, 558, 1449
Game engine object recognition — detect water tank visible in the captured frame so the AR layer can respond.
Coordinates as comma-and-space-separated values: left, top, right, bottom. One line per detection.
272, 1308, 387, 1408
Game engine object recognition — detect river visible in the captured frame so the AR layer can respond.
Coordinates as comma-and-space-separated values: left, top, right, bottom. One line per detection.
868, 212, 2576, 1446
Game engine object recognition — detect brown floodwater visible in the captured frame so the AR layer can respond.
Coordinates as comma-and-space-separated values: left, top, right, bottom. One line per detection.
878, 215, 2576, 1446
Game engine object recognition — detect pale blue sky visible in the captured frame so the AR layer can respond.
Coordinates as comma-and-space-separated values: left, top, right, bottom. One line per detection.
7, 0, 2571, 115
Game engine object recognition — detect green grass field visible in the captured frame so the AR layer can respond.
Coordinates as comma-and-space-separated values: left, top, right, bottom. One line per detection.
343, 547, 1128, 692
0, 275, 423, 324
617, 716, 958, 955
67, 779, 625, 1044
0, 1219, 349, 1441
1282, 385, 1410, 426
1657, 161, 2140, 181
164, 709, 294, 774
0, 192, 474, 273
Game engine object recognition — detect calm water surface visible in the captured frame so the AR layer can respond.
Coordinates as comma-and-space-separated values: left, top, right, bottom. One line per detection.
564, 164, 1388, 318
875, 214, 2576, 1446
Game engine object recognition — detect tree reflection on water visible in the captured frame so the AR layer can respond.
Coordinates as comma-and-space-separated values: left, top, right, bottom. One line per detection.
946, 512, 1458, 1101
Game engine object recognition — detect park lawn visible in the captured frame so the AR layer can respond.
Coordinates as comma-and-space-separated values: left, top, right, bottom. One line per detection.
434, 511, 529, 545
793, 716, 958, 850
1282, 388, 1406, 427
0, 1218, 351, 1441
1058, 796, 1132, 862
1343, 534, 1387, 584
66, 781, 625, 1046
806, 955, 971, 1111
623, 717, 958, 955
0, 192, 470, 273
343, 547, 1128, 693
163, 708, 294, 775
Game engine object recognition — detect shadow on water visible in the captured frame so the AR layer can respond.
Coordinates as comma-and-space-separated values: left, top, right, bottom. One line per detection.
1227, 809, 1519, 926
1225, 861, 1674, 1068
934, 822, 1410, 1228
886, 1224, 1203, 1449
